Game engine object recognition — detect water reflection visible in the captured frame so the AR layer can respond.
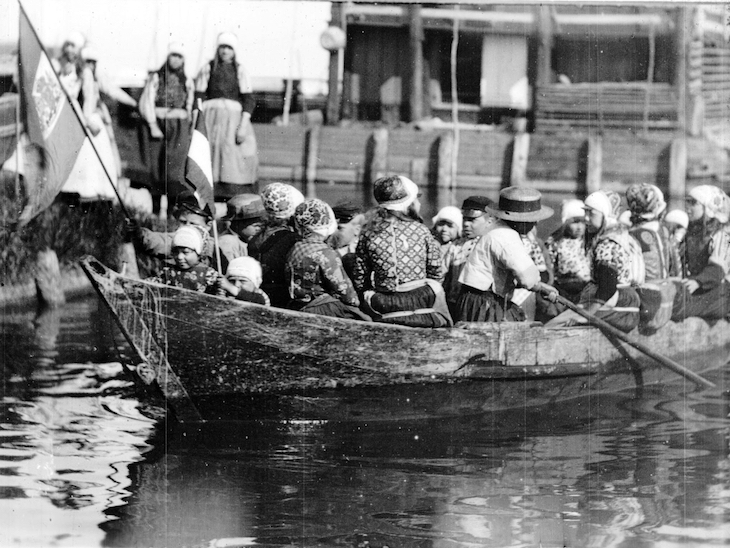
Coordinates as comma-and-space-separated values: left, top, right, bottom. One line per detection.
0, 300, 157, 548
104, 385, 730, 548
2, 293, 730, 546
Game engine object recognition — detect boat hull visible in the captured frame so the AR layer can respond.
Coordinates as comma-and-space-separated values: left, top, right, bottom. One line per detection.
81, 257, 730, 422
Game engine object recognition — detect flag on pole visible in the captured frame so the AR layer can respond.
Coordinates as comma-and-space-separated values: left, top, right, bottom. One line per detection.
184, 108, 215, 215
16, 5, 86, 224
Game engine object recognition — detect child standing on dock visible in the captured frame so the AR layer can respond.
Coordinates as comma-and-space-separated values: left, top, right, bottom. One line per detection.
147, 225, 219, 294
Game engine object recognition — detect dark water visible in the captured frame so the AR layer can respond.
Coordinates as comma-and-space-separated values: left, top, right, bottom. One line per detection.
2, 293, 730, 548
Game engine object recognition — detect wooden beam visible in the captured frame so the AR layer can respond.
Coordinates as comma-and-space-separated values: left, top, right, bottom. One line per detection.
535, 5, 554, 88
409, 4, 424, 122
675, 6, 689, 134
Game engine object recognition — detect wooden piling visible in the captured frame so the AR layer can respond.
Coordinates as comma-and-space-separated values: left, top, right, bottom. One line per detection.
668, 138, 687, 201
370, 127, 389, 182
509, 132, 530, 186
304, 124, 321, 197
410, 158, 427, 187
437, 132, 454, 189
585, 134, 603, 195
35, 248, 65, 307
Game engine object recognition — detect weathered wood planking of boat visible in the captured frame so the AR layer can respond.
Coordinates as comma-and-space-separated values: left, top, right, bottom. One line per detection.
81, 257, 730, 424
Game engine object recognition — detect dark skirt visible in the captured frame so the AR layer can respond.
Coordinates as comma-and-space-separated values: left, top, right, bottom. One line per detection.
455, 286, 526, 323
290, 294, 371, 321
672, 280, 730, 321
579, 283, 640, 333
139, 117, 191, 199
366, 284, 450, 328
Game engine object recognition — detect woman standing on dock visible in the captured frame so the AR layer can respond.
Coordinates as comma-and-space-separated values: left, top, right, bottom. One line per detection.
62, 46, 136, 200
138, 43, 194, 213
195, 32, 258, 198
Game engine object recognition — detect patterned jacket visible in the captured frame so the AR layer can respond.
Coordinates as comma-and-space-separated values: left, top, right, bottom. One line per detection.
148, 264, 219, 293
352, 212, 442, 293
286, 236, 359, 306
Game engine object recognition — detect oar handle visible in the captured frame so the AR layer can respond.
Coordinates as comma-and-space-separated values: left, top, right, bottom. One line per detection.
540, 287, 715, 389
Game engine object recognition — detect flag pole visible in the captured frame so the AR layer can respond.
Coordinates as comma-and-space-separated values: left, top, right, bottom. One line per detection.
14, 9, 21, 201
18, 0, 133, 221
193, 99, 223, 274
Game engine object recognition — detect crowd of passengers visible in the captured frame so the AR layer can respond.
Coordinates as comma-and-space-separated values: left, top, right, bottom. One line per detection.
127, 176, 730, 333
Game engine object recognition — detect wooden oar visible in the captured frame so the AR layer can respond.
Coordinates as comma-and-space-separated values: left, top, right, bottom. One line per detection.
539, 287, 715, 389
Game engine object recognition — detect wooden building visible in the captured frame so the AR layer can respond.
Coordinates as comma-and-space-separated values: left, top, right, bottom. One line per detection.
326, 3, 730, 137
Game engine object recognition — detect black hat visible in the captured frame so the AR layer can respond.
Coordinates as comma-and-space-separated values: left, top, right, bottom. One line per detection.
222, 193, 266, 222
331, 201, 362, 224
174, 191, 213, 220
461, 196, 494, 212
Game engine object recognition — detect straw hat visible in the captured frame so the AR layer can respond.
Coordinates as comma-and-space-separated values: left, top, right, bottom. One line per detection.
486, 187, 553, 222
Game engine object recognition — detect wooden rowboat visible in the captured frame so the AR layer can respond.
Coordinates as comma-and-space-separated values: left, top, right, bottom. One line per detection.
81, 257, 730, 423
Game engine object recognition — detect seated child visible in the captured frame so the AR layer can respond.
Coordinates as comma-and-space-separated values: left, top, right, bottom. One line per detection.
218, 256, 270, 306
431, 206, 462, 259
147, 225, 219, 294
545, 199, 591, 302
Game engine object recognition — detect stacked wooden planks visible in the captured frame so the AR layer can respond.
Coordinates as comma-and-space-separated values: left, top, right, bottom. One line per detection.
535, 83, 678, 131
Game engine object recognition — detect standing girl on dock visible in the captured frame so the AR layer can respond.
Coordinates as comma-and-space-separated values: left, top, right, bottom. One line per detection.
138, 43, 194, 213
195, 32, 258, 198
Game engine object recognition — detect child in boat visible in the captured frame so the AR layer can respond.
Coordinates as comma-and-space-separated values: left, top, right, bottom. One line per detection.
441, 196, 495, 318
671, 185, 730, 321
329, 202, 366, 281
545, 199, 591, 303
431, 206, 463, 259
218, 256, 270, 305
515, 226, 554, 321
665, 209, 688, 246
217, 193, 266, 263
626, 183, 681, 281
286, 198, 367, 320
247, 183, 304, 308
456, 187, 556, 322
352, 175, 452, 327
665, 209, 689, 275
548, 191, 645, 332
125, 191, 227, 271
147, 225, 219, 293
